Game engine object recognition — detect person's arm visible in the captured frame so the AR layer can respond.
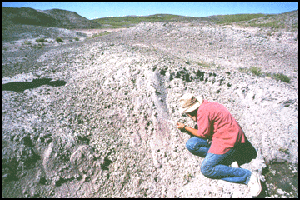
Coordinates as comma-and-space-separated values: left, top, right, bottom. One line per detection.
177, 122, 201, 137
184, 126, 199, 137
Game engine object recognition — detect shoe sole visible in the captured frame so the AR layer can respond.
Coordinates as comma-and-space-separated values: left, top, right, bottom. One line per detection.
251, 174, 262, 197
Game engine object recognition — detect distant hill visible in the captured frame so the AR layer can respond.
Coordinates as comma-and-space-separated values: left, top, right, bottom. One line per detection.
2, 7, 57, 27
91, 14, 198, 28
2, 7, 297, 30
209, 9, 298, 30
38, 8, 101, 29
2, 7, 101, 29
92, 10, 298, 30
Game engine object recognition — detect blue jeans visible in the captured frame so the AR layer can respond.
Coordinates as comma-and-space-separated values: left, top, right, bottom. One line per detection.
186, 137, 252, 184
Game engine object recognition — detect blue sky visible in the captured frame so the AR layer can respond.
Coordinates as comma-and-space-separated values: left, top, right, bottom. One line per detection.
2, 2, 298, 20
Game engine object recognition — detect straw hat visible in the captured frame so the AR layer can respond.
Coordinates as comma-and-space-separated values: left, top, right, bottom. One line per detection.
179, 93, 203, 113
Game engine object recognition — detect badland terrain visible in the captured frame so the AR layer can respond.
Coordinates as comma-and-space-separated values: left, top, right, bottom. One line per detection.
2, 7, 298, 198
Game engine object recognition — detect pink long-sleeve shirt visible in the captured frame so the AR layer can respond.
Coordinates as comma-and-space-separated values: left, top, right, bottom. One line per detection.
196, 100, 246, 154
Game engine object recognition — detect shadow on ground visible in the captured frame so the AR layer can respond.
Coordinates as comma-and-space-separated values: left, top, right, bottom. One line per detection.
2, 77, 67, 92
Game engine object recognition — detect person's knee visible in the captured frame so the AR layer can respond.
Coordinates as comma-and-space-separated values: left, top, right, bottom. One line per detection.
201, 160, 214, 178
186, 137, 197, 152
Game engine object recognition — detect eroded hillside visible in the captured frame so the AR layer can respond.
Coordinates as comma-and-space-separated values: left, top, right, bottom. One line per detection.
2, 11, 298, 198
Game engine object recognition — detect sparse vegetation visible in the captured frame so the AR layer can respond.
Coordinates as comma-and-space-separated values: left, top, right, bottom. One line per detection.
36, 38, 47, 42
23, 41, 32, 45
278, 147, 289, 154
238, 67, 291, 83
32, 43, 44, 49
86, 32, 112, 40
209, 10, 298, 31
273, 73, 291, 83
213, 13, 266, 24
92, 31, 111, 38
56, 37, 63, 43
92, 14, 183, 28
238, 67, 264, 77
238, 67, 249, 73
267, 31, 273, 37
92, 11, 297, 30
249, 66, 263, 76
248, 21, 282, 29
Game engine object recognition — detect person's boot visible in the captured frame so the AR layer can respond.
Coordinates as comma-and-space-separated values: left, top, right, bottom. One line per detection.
231, 161, 239, 168
247, 172, 262, 197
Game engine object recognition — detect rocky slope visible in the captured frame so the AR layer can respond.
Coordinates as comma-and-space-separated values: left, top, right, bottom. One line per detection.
2, 14, 298, 198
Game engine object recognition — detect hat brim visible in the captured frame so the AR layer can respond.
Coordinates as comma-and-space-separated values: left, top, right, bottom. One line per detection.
180, 101, 201, 113
180, 95, 203, 113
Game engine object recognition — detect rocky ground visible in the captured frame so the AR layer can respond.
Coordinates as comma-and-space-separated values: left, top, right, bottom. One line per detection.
2, 20, 298, 198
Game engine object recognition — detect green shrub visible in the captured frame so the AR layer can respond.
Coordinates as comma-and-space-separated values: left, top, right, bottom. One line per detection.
265, 72, 272, 77
267, 31, 273, 37
23, 41, 32, 45
56, 37, 63, 43
36, 38, 46, 42
238, 67, 249, 73
74, 37, 79, 41
92, 32, 111, 38
32, 43, 43, 49
238, 67, 262, 76
249, 66, 262, 76
273, 73, 291, 83
278, 147, 289, 154
238, 67, 291, 83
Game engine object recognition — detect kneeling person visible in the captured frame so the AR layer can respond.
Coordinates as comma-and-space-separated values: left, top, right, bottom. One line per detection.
177, 93, 261, 197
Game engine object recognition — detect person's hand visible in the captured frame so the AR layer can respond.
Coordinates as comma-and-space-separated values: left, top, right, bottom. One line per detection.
177, 122, 186, 130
